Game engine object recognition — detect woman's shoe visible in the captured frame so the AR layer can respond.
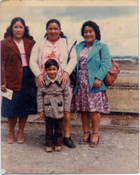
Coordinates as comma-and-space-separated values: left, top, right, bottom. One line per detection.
17, 132, 24, 144
7, 133, 14, 144
89, 133, 100, 148
79, 131, 91, 144
63, 137, 76, 148
46, 147, 53, 153
54, 146, 61, 152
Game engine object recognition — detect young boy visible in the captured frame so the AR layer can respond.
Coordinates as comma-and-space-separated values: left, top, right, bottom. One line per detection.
37, 59, 70, 152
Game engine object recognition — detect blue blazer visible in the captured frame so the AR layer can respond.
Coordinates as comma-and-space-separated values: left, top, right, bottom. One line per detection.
73, 39, 111, 94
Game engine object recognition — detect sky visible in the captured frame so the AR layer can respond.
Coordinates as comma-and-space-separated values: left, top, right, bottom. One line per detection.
0, 1, 139, 57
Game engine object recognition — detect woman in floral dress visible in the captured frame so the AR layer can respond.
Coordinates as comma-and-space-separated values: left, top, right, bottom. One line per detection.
71, 20, 111, 147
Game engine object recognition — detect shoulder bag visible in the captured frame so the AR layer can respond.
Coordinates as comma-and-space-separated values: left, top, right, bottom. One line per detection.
99, 44, 120, 86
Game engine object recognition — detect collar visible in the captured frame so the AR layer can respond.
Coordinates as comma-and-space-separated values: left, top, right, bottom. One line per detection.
46, 38, 60, 47
7, 36, 32, 55
45, 74, 62, 88
46, 74, 58, 83
83, 42, 93, 47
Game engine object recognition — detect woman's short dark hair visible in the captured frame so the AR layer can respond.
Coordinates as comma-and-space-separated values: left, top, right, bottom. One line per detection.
4, 17, 33, 40
45, 59, 59, 70
44, 18, 66, 38
81, 20, 101, 40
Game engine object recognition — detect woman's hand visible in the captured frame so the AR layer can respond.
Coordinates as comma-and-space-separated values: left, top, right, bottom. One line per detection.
39, 111, 45, 118
37, 74, 45, 87
1, 85, 7, 92
93, 79, 102, 89
64, 111, 69, 115
61, 71, 69, 84
39, 111, 45, 121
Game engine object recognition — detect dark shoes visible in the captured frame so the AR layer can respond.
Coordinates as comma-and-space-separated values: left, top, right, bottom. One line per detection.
63, 137, 76, 148
43, 140, 46, 146
79, 132, 100, 148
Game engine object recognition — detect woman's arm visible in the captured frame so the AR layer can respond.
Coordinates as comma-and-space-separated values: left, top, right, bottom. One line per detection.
29, 42, 45, 87
1, 41, 8, 91
61, 40, 77, 84
29, 42, 42, 78
95, 44, 111, 81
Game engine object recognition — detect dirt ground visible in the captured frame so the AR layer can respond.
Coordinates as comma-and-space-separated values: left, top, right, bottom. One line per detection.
1, 122, 139, 174
1, 63, 139, 174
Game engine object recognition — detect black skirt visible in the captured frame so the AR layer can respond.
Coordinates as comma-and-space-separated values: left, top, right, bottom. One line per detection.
1, 66, 37, 118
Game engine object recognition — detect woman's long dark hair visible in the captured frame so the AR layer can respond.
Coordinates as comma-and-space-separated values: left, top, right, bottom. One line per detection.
44, 19, 66, 38
4, 17, 33, 41
81, 20, 101, 40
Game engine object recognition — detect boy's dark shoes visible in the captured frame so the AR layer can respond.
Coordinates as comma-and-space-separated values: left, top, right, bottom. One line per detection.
63, 137, 76, 148
46, 147, 53, 153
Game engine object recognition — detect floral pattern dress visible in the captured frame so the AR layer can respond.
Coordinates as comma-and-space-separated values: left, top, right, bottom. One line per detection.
41, 39, 62, 76
71, 45, 110, 113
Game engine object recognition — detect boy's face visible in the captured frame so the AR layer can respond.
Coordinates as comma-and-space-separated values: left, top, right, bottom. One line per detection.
46, 65, 58, 80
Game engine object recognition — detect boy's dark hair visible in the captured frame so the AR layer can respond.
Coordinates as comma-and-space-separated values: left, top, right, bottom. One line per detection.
45, 59, 59, 70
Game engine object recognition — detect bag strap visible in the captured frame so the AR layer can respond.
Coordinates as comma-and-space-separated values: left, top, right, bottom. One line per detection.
66, 39, 77, 64
99, 43, 120, 69
99, 43, 113, 62
99, 50, 113, 62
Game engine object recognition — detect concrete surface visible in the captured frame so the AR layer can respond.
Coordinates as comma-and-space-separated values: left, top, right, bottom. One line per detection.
128, 119, 139, 127
1, 121, 139, 174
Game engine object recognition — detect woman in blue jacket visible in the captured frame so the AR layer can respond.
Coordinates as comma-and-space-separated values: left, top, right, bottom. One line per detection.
71, 20, 111, 147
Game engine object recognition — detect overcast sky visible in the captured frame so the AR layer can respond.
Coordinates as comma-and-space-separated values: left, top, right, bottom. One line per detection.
0, 2, 138, 57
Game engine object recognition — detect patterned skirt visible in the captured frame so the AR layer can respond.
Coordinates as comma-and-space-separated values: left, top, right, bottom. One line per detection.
1, 67, 37, 118
71, 70, 110, 113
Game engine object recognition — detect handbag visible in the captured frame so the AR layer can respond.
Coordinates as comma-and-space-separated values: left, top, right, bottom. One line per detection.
99, 46, 120, 86
69, 68, 76, 86
66, 40, 77, 86
104, 57, 120, 86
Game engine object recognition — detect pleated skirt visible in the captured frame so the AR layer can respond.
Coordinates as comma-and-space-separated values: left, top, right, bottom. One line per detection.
1, 66, 37, 118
